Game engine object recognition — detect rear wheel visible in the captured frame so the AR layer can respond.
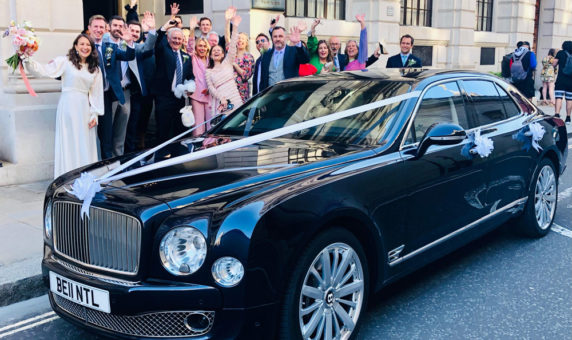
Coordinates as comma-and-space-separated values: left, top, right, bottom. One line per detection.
279, 228, 369, 340
516, 158, 558, 237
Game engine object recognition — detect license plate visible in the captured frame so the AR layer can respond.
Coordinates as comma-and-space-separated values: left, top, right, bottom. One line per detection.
49, 271, 111, 313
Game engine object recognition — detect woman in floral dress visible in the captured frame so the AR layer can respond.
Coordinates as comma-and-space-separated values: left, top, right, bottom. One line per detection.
540, 48, 557, 106
225, 17, 254, 102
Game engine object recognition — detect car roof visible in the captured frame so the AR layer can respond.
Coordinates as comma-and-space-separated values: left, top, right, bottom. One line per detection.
282, 68, 497, 85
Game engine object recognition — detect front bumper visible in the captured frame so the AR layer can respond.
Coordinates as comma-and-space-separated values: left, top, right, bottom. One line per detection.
42, 257, 277, 339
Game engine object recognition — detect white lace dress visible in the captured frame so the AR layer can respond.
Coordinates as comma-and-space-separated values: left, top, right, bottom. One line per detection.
27, 57, 104, 178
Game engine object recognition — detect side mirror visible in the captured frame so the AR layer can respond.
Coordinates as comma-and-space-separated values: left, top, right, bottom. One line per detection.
417, 123, 466, 158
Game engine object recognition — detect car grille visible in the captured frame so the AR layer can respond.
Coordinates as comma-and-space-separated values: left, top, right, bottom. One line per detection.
52, 294, 215, 337
52, 201, 141, 275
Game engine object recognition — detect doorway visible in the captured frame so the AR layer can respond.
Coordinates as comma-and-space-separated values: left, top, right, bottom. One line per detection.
82, 0, 119, 31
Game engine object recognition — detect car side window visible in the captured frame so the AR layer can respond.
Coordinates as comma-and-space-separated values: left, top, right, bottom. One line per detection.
495, 83, 521, 118
408, 81, 469, 144
463, 80, 507, 126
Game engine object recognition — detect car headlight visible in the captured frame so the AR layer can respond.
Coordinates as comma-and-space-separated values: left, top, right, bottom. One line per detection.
160, 226, 207, 276
212, 257, 244, 287
44, 201, 53, 240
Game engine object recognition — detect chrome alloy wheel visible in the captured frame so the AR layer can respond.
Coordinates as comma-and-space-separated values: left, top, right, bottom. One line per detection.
534, 165, 557, 230
298, 242, 365, 340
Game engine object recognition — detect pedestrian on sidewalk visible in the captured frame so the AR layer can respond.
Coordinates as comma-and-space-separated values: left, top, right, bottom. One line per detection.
552, 41, 572, 124
540, 48, 557, 106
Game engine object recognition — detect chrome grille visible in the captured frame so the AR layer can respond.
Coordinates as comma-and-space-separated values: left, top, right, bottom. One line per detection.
52, 294, 215, 337
53, 201, 141, 275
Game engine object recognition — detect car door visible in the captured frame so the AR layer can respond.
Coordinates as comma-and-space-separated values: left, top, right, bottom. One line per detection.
459, 80, 532, 212
397, 80, 489, 258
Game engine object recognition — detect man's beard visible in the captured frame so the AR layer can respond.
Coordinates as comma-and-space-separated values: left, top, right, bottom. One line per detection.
111, 30, 122, 40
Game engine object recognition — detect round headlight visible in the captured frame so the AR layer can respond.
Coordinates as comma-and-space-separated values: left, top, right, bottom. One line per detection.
212, 257, 244, 287
44, 202, 52, 239
160, 227, 207, 276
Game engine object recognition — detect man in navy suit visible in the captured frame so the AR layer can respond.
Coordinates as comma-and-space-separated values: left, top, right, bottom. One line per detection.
152, 19, 194, 144
124, 12, 157, 153
329, 36, 348, 71
259, 26, 309, 92
88, 14, 136, 159
386, 34, 422, 68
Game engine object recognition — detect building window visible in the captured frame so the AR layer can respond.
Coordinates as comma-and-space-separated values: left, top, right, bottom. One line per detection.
401, 0, 432, 27
286, 0, 345, 20
476, 0, 493, 31
414, 45, 433, 66
480, 47, 495, 65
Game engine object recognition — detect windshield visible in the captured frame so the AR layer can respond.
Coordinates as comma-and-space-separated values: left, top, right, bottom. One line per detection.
211, 80, 412, 146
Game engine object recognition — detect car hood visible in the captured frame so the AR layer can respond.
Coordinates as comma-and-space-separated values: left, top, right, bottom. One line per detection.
93, 135, 375, 210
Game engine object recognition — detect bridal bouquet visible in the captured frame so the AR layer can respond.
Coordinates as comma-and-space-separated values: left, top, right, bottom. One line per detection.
3, 20, 39, 96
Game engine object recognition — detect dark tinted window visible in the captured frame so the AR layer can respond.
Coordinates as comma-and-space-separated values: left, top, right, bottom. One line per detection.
495, 83, 521, 117
463, 80, 506, 126
508, 87, 534, 114
408, 81, 468, 143
214, 80, 411, 146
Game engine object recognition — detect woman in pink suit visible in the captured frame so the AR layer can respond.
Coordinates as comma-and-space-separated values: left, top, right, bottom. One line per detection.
187, 16, 212, 136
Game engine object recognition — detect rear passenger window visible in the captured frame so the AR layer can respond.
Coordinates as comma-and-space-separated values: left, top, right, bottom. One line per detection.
495, 84, 521, 118
463, 80, 507, 125
408, 81, 469, 143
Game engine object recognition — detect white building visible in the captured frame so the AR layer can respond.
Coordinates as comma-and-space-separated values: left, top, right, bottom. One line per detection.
1, 0, 571, 184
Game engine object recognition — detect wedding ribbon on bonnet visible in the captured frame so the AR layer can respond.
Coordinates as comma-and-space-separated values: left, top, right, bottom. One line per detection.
68, 91, 422, 218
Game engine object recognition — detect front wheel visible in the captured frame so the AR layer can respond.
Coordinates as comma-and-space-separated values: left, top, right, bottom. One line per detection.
516, 158, 558, 237
279, 228, 369, 340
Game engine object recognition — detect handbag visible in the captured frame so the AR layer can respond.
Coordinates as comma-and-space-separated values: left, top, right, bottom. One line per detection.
180, 97, 195, 128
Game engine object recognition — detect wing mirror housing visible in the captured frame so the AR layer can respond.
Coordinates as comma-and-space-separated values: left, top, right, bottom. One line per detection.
417, 123, 466, 158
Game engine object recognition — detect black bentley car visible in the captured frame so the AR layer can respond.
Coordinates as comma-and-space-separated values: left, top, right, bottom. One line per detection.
42, 70, 568, 339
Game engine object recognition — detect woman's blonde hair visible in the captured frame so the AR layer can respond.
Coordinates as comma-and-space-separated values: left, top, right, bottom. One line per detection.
196, 37, 211, 56
238, 32, 250, 52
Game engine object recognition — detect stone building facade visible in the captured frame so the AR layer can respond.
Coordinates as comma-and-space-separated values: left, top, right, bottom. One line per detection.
1, 0, 571, 184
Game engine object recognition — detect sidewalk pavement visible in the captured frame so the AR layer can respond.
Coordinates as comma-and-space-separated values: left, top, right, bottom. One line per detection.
0, 104, 570, 308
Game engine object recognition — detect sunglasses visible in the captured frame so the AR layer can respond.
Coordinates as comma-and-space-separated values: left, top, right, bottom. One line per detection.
256, 38, 267, 44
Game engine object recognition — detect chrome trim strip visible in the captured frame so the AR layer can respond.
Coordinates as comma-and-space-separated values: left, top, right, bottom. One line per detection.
54, 258, 140, 287
389, 197, 528, 267
399, 75, 527, 151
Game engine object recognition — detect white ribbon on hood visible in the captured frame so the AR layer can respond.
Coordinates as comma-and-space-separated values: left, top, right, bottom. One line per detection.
69, 90, 421, 218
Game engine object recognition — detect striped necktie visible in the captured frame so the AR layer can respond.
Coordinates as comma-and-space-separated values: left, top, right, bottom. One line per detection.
174, 50, 183, 85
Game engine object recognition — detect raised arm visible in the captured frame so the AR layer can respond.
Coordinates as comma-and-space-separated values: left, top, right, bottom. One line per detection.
24, 56, 67, 78
307, 19, 319, 57
187, 16, 198, 54
224, 7, 236, 45
225, 15, 241, 65
356, 14, 368, 65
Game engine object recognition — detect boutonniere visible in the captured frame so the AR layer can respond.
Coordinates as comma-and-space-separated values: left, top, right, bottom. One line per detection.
120, 40, 127, 49
105, 46, 113, 60
182, 54, 189, 63
407, 59, 416, 67
104, 46, 113, 67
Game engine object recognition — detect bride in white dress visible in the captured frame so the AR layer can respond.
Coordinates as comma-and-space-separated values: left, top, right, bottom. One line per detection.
26, 34, 103, 178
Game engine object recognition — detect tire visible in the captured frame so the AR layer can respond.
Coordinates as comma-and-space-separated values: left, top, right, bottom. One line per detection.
515, 158, 558, 237
278, 228, 369, 340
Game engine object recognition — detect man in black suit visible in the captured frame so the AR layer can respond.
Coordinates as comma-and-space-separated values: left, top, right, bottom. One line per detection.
152, 19, 194, 144
386, 34, 422, 68
259, 26, 309, 92
252, 33, 270, 96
